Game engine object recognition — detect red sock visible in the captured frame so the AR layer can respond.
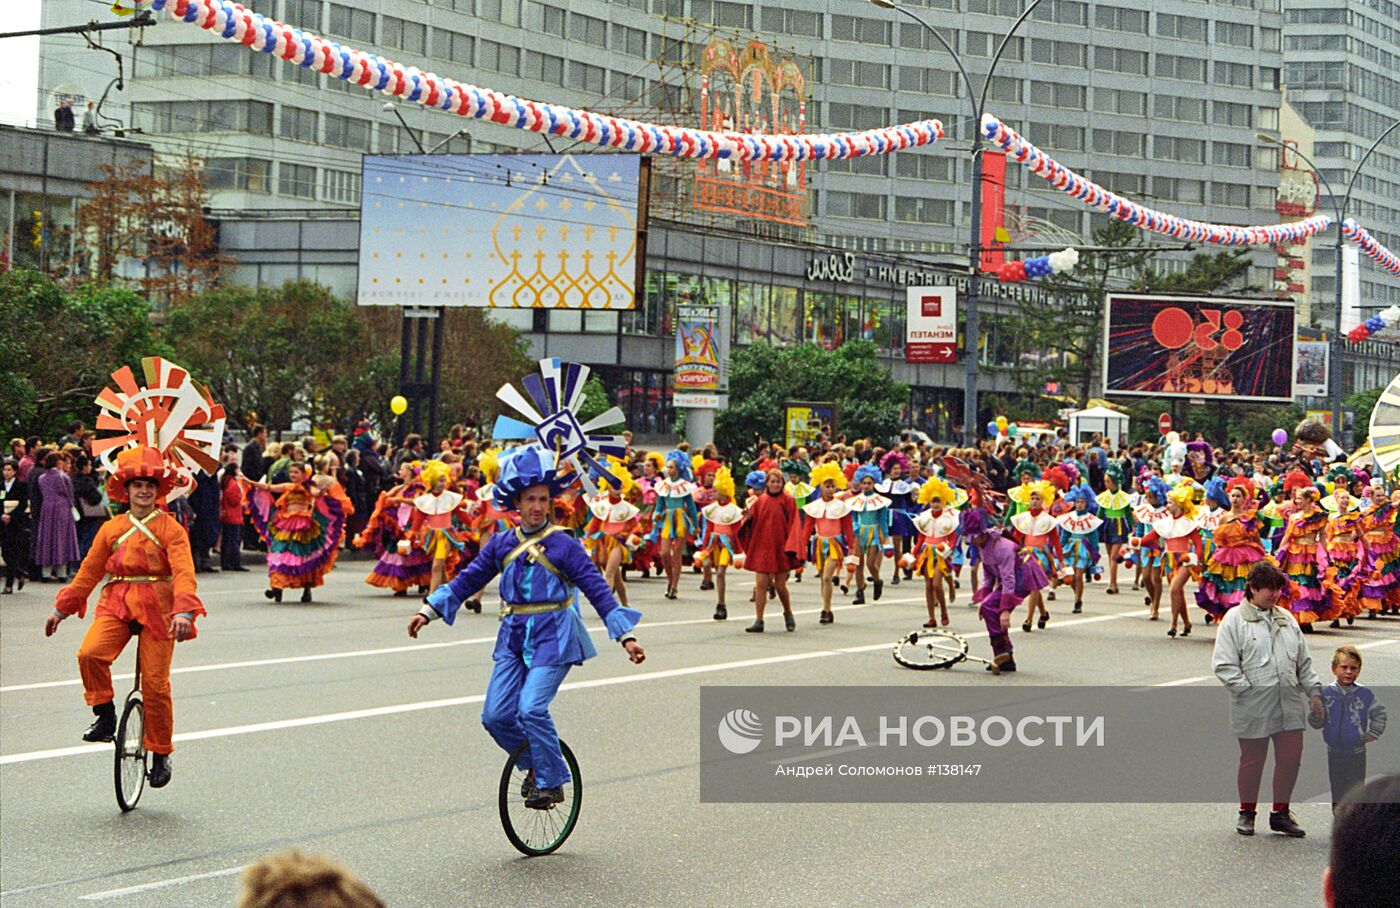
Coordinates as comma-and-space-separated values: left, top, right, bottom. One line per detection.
1240, 802, 1257, 812
1272, 802, 1289, 813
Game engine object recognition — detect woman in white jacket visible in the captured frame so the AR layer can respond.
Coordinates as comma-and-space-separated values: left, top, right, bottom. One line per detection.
1213, 561, 1324, 838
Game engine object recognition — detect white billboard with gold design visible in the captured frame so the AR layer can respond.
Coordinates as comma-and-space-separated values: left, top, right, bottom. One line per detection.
356, 153, 640, 308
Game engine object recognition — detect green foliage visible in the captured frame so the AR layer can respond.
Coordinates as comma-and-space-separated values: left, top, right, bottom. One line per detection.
0, 268, 169, 438
575, 375, 619, 427
716, 340, 906, 456
1135, 250, 1256, 296
1344, 386, 1385, 431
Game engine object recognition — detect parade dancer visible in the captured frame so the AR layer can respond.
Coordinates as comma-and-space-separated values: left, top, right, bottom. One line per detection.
250, 460, 347, 603
736, 467, 798, 632
1006, 459, 1041, 517
353, 462, 432, 597
650, 450, 699, 600
692, 459, 720, 591
696, 467, 743, 620
1196, 477, 1228, 566
1357, 485, 1399, 619
910, 476, 958, 628
1056, 484, 1103, 615
801, 462, 856, 625
1196, 476, 1268, 624
583, 462, 640, 608
964, 507, 1049, 675
1277, 471, 1330, 632
1010, 480, 1061, 632
1135, 485, 1205, 638
782, 459, 814, 585
848, 464, 891, 604
630, 452, 663, 579
410, 461, 476, 600
1133, 476, 1171, 620
472, 448, 517, 548
409, 445, 644, 810
1042, 465, 1075, 602
878, 451, 918, 585
45, 446, 205, 789
1258, 479, 1289, 557
1322, 488, 1364, 629
1096, 463, 1132, 595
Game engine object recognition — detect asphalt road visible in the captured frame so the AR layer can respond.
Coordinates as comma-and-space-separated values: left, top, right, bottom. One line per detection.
2, 556, 1396, 907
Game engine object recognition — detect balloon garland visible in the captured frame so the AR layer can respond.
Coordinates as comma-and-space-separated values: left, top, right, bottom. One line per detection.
1346, 305, 1400, 345
995, 247, 1079, 284
145, 0, 943, 162
1341, 219, 1400, 277
980, 114, 1332, 247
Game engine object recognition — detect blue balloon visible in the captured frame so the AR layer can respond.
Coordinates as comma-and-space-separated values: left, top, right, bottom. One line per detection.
987, 421, 999, 437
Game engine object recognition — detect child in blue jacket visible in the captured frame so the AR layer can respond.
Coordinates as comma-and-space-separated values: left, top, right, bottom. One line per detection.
1309, 645, 1387, 811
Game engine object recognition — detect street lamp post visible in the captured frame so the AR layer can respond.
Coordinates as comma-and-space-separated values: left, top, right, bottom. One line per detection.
871, 0, 1043, 446
1259, 118, 1399, 448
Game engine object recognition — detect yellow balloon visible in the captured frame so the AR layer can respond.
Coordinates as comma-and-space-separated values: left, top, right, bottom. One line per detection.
995, 416, 1008, 431
390, 395, 408, 416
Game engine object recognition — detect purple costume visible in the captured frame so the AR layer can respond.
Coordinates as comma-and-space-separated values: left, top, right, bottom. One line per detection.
966, 510, 1049, 659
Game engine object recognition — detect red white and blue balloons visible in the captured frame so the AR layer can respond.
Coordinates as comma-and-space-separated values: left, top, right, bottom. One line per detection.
996, 247, 1079, 284
1341, 219, 1400, 277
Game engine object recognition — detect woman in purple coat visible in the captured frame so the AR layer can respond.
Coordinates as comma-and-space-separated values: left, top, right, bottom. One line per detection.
33, 451, 79, 581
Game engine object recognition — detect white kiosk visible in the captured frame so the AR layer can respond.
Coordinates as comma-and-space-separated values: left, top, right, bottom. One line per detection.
1068, 406, 1130, 448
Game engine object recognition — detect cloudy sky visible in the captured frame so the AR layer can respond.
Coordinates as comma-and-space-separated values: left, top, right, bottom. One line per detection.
0, 5, 40, 127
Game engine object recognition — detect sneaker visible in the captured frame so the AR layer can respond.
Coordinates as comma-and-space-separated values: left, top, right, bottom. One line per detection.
1269, 810, 1305, 837
713, 603, 727, 621
525, 786, 565, 809
82, 703, 117, 743
149, 753, 172, 788
1237, 809, 1256, 836
520, 769, 537, 800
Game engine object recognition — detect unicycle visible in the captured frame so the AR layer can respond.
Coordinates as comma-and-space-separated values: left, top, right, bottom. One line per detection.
114, 641, 147, 812
893, 629, 1001, 673
498, 739, 582, 856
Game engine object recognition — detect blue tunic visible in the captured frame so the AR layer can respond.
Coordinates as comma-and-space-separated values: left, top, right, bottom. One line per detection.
426, 526, 642, 667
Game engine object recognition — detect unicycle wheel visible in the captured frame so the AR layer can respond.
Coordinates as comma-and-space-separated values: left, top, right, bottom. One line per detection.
499, 739, 581, 856
892, 630, 969, 671
114, 694, 147, 812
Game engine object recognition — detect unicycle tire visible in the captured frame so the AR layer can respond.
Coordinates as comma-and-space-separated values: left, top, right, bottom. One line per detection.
499, 739, 581, 856
114, 694, 147, 812
893, 630, 969, 671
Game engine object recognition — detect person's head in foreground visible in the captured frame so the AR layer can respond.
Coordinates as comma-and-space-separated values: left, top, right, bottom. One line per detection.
1244, 561, 1288, 609
1323, 775, 1400, 908
238, 850, 384, 908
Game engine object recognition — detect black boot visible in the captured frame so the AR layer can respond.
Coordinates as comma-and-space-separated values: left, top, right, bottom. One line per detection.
1236, 809, 1256, 836
149, 753, 172, 788
264, 588, 282, 603
300, 587, 312, 603
83, 701, 117, 742
467, 598, 482, 614
873, 578, 883, 601
713, 603, 727, 621
744, 620, 764, 633
853, 589, 866, 605
1269, 809, 1305, 837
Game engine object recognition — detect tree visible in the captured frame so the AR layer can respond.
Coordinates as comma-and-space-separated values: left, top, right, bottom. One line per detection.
575, 374, 622, 429
1009, 219, 1154, 407
75, 156, 230, 309
0, 268, 169, 438
1344, 386, 1385, 432
1135, 249, 1257, 296
716, 340, 906, 456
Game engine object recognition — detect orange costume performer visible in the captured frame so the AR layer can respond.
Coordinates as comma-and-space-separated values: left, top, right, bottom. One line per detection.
52, 447, 205, 760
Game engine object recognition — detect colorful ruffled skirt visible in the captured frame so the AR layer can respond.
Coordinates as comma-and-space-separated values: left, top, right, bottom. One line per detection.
654, 508, 692, 541
588, 532, 631, 566
912, 541, 949, 579
1279, 542, 1328, 624
855, 523, 883, 551
811, 535, 846, 570
365, 549, 433, 593
1323, 549, 1363, 620
1194, 543, 1266, 618
700, 532, 740, 567
1360, 533, 1400, 612
1062, 536, 1098, 572
256, 502, 345, 590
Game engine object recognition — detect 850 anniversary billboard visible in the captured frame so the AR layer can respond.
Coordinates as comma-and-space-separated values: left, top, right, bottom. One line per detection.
1102, 294, 1296, 403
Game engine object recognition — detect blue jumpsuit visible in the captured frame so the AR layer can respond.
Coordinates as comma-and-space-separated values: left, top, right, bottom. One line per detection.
425, 525, 642, 788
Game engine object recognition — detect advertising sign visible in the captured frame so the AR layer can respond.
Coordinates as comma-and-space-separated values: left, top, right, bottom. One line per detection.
675, 305, 721, 393
784, 402, 836, 451
905, 287, 957, 364
356, 153, 641, 308
1102, 294, 1296, 403
1294, 340, 1329, 398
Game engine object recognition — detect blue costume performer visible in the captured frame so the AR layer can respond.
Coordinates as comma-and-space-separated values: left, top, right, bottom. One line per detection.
413, 445, 643, 808
849, 464, 892, 603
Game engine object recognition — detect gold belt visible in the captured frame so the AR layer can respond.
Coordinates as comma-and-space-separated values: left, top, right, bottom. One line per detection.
105, 575, 171, 584
500, 599, 572, 620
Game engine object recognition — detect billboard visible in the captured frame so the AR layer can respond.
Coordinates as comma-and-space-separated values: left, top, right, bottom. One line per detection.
356, 153, 641, 308
675, 304, 721, 393
1294, 340, 1329, 397
1102, 294, 1296, 402
905, 286, 956, 364
785, 402, 836, 451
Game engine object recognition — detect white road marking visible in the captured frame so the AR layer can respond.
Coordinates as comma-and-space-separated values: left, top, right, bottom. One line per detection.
77, 866, 245, 900
1152, 637, 1399, 687
0, 610, 1129, 766
0, 601, 898, 693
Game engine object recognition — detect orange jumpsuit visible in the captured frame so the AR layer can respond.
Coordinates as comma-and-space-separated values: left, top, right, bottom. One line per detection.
55, 510, 204, 755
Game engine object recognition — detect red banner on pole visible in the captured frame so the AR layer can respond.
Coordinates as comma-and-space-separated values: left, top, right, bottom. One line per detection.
979, 151, 1007, 272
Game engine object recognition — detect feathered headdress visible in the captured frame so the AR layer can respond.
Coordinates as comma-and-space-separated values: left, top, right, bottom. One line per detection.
1104, 462, 1126, 488
880, 450, 911, 476
1283, 470, 1317, 497
1203, 477, 1230, 509
1225, 475, 1256, 501
665, 449, 693, 481
1025, 480, 1057, 506
810, 461, 848, 491
853, 464, 882, 485
744, 469, 767, 490
1064, 483, 1097, 510
477, 447, 501, 484
419, 460, 453, 490
917, 476, 956, 507
695, 459, 721, 481
644, 451, 664, 472
1167, 484, 1197, 519
594, 458, 635, 495
714, 466, 735, 499
1014, 458, 1040, 481
1185, 440, 1214, 464
1326, 464, 1354, 486
1144, 476, 1170, 506
781, 458, 811, 479
1059, 461, 1082, 486
1042, 465, 1073, 493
